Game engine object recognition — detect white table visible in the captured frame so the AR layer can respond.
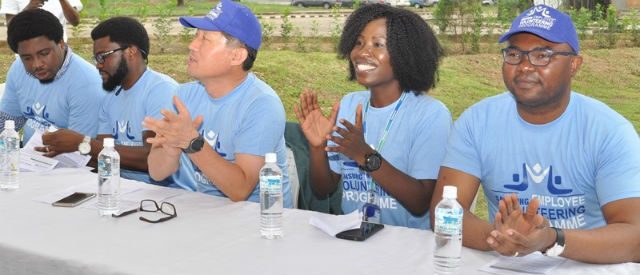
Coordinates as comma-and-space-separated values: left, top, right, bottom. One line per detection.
0, 168, 637, 275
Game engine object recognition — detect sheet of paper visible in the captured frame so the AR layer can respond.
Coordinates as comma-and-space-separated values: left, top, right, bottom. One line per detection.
23, 128, 91, 169
309, 210, 362, 237
479, 252, 566, 275
20, 149, 59, 172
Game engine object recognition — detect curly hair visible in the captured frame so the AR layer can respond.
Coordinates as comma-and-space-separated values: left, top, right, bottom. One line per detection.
338, 4, 444, 95
7, 9, 63, 53
91, 17, 150, 61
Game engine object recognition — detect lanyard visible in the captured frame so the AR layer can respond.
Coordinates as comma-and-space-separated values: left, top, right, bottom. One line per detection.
362, 92, 407, 153
361, 92, 407, 203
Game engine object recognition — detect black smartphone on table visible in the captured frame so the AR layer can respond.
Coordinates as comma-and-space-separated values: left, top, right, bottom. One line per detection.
52, 192, 96, 207
336, 222, 384, 241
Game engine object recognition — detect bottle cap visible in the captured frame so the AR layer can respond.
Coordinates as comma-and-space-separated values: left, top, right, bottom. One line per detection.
265, 153, 277, 163
4, 120, 14, 130
443, 185, 458, 199
103, 138, 115, 147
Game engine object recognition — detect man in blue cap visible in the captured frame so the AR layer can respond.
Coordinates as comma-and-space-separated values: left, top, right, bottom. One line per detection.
143, 0, 293, 207
431, 5, 640, 263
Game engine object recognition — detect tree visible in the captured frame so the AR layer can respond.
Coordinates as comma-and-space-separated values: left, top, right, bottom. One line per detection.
177, 0, 185, 6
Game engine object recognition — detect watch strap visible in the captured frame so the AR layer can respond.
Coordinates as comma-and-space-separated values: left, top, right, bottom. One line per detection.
543, 227, 565, 257
183, 134, 204, 154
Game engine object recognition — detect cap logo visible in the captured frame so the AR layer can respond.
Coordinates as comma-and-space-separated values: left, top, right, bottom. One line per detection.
519, 6, 555, 30
206, 2, 223, 21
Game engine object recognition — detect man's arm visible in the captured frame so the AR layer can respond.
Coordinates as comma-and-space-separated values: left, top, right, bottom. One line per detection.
40, 130, 154, 171
147, 139, 181, 181
58, 0, 79, 26
431, 166, 494, 250
188, 147, 264, 201
563, 198, 640, 263
490, 197, 640, 263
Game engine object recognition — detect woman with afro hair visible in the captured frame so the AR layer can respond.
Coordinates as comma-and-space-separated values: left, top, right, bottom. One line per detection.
294, 4, 451, 229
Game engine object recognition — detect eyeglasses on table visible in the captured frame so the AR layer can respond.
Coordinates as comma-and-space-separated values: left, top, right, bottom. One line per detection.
112, 199, 177, 223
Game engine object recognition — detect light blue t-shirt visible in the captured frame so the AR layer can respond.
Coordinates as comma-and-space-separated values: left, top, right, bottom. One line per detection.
328, 91, 452, 229
167, 73, 292, 208
0, 48, 105, 141
98, 68, 178, 184
443, 92, 640, 230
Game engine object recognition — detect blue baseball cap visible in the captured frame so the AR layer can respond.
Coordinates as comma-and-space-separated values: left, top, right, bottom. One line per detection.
499, 5, 579, 53
179, 0, 262, 50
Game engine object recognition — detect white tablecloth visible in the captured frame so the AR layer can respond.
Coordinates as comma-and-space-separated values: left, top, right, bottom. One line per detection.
0, 168, 637, 275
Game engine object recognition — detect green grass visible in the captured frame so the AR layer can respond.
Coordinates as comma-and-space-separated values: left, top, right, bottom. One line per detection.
2, 41, 638, 220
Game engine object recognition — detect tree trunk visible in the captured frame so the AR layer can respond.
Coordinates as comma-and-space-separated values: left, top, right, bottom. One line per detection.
177, 0, 185, 6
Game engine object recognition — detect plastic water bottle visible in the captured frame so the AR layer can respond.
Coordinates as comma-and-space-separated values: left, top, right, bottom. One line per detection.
434, 185, 464, 274
97, 138, 120, 216
0, 120, 20, 190
260, 152, 283, 239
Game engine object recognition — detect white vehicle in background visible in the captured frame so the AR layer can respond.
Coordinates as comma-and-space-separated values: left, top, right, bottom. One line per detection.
482, 0, 496, 5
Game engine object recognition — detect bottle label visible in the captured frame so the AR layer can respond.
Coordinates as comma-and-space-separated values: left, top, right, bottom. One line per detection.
260, 175, 282, 192
435, 207, 463, 235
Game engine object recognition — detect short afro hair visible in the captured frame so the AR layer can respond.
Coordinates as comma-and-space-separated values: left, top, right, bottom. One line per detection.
338, 4, 444, 95
7, 9, 63, 53
91, 17, 150, 61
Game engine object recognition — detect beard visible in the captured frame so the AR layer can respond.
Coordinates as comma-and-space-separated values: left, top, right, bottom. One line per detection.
102, 57, 129, 92
39, 77, 55, 84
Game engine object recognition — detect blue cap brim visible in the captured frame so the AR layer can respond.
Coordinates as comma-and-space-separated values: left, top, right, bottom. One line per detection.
179, 16, 222, 32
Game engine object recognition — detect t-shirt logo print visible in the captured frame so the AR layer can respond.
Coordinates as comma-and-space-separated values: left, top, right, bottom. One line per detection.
519, 6, 556, 30
203, 129, 227, 157
25, 102, 48, 119
113, 120, 135, 140
505, 163, 572, 195
24, 102, 53, 130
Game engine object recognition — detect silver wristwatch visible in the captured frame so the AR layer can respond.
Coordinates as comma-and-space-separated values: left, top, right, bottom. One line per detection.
78, 136, 91, 155
543, 227, 565, 257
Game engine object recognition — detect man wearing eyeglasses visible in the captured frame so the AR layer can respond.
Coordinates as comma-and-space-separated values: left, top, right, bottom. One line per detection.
0, 9, 104, 144
38, 17, 178, 185
143, 0, 293, 207
430, 5, 640, 264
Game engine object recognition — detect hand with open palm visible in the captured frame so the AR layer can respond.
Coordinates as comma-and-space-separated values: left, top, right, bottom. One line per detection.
293, 90, 339, 148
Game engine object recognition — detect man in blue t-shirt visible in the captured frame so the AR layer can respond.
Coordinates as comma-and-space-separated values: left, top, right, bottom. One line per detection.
0, 9, 104, 143
431, 5, 640, 264
143, 0, 292, 207
38, 17, 177, 184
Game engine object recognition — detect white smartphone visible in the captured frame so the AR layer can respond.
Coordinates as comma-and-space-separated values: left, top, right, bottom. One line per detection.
52, 192, 96, 207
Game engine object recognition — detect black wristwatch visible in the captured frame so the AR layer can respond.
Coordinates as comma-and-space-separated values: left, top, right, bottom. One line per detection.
359, 151, 382, 172
183, 134, 205, 154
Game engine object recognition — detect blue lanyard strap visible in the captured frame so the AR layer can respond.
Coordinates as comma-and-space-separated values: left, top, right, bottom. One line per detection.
361, 92, 407, 203
362, 92, 407, 152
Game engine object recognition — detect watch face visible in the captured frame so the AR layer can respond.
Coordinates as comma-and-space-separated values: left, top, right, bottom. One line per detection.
366, 153, 382, 171
78, 143, 91, 155
192, 137, 205, 151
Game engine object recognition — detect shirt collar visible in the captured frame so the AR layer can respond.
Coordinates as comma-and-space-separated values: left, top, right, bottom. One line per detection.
53, 45, 73, 80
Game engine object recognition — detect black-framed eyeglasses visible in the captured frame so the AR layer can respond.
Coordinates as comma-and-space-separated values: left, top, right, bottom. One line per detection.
501, 47, 576, 67
112, 199, 177, 223
93, 46, 127, 64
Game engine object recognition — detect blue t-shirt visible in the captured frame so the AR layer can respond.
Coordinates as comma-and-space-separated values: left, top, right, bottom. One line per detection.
98, 68, 178, 184
328, 91, 452, 229
167, 73, 292, 208
0, 48, 105, 141
443, 92, 640, 229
